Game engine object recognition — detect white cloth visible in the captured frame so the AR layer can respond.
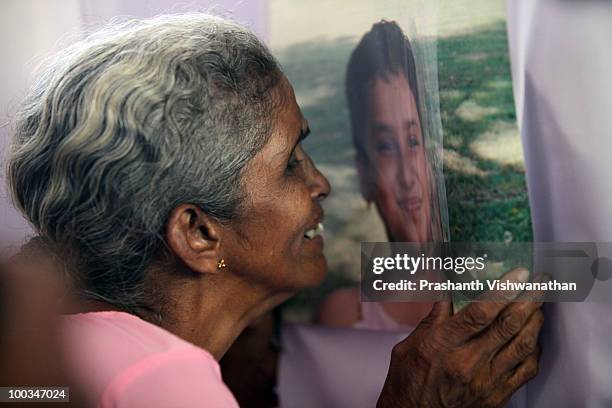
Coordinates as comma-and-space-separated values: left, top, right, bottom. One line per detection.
506, 1, 612, 406
278, 324, 409, 408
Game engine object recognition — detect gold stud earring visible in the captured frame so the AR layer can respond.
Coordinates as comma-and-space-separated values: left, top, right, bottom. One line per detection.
217, 259, 227, 270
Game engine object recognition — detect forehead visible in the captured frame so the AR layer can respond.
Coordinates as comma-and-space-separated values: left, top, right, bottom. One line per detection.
249, 77, 306, 162
366, 73, 419, 123
270, 77, 306, 142
281, 78, 305, 124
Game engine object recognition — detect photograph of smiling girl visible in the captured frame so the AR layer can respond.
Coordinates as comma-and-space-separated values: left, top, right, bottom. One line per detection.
349, 21, 447, 245
276, 0, 532, 328
315, 20, 449, 329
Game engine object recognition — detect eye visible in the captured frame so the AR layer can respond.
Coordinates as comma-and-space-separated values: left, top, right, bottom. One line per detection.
286, 148, 303, 174
375, 140, 394, 153
408, 135, 420, 148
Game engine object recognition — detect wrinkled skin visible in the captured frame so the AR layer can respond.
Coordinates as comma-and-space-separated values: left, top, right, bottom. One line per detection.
378, 270, 544, 408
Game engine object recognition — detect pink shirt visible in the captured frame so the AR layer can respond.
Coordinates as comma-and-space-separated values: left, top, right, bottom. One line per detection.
62, 311, 238, 408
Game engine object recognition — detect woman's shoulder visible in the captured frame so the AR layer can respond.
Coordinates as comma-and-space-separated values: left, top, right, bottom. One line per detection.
63, 311, 200, 357
62, 311, 238, 407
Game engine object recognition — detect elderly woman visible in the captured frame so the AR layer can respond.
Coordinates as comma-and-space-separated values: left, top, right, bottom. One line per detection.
7, 13, 542, 407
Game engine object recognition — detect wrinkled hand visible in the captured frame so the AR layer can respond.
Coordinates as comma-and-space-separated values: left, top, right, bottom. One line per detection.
378, 268, 544, 408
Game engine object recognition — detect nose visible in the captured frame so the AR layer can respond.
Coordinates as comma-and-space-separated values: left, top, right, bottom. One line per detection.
309, 161, 331, 202
397, 152, 417, 191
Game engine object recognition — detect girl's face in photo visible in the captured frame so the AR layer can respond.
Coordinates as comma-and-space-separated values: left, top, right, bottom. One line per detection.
360, 73, 433, 243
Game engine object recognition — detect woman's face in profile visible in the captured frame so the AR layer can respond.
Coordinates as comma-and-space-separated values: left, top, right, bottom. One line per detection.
359, 73, 433, 243
223, 76, 331, 292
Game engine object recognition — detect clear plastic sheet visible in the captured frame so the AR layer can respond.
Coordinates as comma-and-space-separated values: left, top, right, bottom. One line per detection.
269, 0, 528, 326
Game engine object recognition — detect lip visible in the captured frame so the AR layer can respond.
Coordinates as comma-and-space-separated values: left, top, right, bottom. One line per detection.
304, 208, 325, 233
304, 233, 324, 250
399, 197, 422, 212
303, 208, 325, 249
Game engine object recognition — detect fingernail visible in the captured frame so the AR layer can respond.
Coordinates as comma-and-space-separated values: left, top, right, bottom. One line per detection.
517, 268, 530, 282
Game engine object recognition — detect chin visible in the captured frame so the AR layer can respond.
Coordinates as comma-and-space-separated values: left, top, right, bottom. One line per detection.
391, 228, 425, 243
299, 257, 328, 289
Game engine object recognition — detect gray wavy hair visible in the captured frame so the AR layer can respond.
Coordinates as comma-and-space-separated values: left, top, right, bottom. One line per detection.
7, 13, 282, 312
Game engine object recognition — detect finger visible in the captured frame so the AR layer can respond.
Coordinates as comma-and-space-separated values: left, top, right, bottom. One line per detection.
444, 309, 541, 393
479, 268, 532, 302
428, 299, 453, 323
424, 309, 544, 394
445, 268, 531, 343
485, 349, 540, 408
415, 291, 453, 329
431, 300, 453, 319
514, 273, 549, 303
485, 273, 546, 344
490, 310, 544, 379
468, 299, 543, 360
508, 347, 541, 386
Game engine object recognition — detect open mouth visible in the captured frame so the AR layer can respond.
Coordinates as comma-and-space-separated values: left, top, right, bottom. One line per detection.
399, 198, 422, 213
304, 223, 324, 239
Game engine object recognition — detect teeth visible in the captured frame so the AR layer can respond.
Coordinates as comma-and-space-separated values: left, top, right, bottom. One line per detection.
304, 223, 324, 239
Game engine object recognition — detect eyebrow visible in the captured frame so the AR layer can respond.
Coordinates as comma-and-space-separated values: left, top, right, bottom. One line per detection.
371, 120, 418, 136
298, 126, 311, 143
284, 126, 311, 161
372, 123, 394, 136
405, 120, 418, 129
291, 126, 310, 151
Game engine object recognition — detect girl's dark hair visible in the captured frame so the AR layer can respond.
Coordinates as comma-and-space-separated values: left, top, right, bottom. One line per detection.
346, 20, 421, 158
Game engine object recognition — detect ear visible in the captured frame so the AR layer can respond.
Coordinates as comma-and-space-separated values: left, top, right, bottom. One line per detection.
165, 204, 223, 274
356, 153, 375, 203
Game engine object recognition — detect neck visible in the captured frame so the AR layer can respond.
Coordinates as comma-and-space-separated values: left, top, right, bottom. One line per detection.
64, 269, 291, 360
151, 271, 291, 360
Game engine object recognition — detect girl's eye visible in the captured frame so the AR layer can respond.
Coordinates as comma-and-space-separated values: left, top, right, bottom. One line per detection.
375, 141, 394, 153
409, 136, 420, 148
